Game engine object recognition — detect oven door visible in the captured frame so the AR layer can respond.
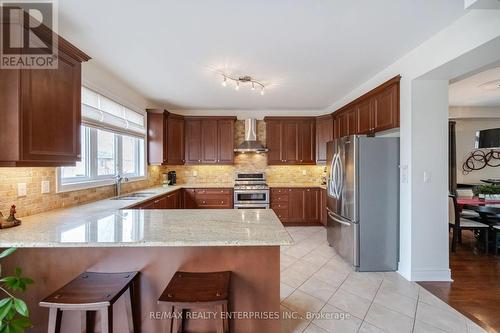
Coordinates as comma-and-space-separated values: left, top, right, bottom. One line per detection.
234, 204, 270, 209
234, 190, 269, 204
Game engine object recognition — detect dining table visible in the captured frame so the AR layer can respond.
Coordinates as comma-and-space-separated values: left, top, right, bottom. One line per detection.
458, 198, 500, 219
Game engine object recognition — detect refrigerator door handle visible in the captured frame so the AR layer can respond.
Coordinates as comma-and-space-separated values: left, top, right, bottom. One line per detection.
327, 209, 351, 226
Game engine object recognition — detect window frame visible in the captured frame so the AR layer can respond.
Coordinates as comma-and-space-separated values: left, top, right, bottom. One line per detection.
56, 126, 147, 193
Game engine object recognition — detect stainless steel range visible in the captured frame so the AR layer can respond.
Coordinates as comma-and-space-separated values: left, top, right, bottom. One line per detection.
233, 172, 270, 209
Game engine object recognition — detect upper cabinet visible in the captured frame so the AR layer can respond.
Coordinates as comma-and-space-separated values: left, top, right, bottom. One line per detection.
0, 18, 90, 166
333, 75, 400, 137
315, 115, 333, 164
185, 117, 236, 165
264, 117, 316, 165
146, 110, 185, 165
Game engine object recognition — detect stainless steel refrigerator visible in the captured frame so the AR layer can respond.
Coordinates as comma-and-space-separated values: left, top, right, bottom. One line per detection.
326, 135, 399, 271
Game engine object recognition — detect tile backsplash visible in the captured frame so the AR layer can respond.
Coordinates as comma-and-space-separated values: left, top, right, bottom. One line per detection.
0, 166, 162, 217
0, 120, 325, 218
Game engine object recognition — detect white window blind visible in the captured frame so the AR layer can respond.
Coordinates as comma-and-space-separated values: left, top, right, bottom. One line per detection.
81, 87, 145, 137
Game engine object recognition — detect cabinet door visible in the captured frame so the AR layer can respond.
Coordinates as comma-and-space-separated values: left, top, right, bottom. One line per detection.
332, 115, 340, 139
201, 119, 218, 163
185, 120, 202, 164
146, 112, 165, 165
183, 189, 197, 208
356, 98, 373, 134
266, 120, 283, 164
316, 116, 333, 164
338, 112, 349, 138
304, 188, 319, 223
299, 120, 315, 164
347, 108, 357, 135
21, 50, 81, 164
373, 84, 398, 132
167, 116, 185, 164
283, 121, 299, 164
320, 189, 327, 226
217, 119, 234, 164
288, 188, 304, 222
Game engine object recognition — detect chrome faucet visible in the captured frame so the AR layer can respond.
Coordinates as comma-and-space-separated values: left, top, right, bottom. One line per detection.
115, 174, 129, 197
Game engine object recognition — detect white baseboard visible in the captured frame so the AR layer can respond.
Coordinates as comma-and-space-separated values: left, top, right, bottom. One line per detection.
411, 269, 452, 281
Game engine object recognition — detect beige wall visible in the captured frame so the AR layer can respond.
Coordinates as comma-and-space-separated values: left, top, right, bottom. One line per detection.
455, 118, 500, 184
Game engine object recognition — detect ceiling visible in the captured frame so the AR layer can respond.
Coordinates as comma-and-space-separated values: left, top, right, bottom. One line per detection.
58, 0, 466, 110
449, 67, 500, 107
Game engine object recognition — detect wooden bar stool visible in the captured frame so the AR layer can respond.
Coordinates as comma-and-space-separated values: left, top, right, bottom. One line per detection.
158, 271, 231, 333
39, 271, 139, 333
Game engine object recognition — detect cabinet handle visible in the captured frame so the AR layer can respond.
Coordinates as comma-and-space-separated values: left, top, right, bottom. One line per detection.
307, 189, 310, 191
289, 189, 292, 192
221, 201, 224, 204
154, 200, 159, 204
202, 200, 206, 204
198, 159, 201, 162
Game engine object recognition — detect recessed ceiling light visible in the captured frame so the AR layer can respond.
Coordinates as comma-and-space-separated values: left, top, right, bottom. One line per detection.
479, 79, 500, 90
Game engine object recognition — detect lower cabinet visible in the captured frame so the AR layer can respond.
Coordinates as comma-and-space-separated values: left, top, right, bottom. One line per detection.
271, 187, 321, 225
132, 188, 233, 210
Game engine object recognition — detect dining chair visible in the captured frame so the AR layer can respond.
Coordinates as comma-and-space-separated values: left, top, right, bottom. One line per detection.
449, 194, 489, 253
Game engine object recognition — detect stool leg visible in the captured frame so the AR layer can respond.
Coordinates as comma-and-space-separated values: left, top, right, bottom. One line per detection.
172, 306, 183, 333
222, 302, 229, 333
215, 305, 225, 333
124, 288, 134, 333
47, 308, 62, 333
100, 307, 113, 333
85, 311, 96, 333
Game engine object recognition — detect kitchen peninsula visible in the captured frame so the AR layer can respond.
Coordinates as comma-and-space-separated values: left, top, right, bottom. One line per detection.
0, 186, 292, 333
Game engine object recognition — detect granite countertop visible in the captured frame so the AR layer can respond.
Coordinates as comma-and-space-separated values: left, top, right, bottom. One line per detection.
0, 185, 292, 248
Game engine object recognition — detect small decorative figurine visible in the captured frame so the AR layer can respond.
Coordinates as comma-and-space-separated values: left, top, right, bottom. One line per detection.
0, 205, 22, 229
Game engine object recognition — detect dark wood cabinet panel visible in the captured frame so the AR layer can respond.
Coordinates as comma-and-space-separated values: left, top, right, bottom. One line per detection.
304, 188, 320, 222
316, 115, 333, 164
373, 83, 398, 132
283, 121, 299, 164
217, 119, 234, 164
299, 120, 315, 164
0, 37, 89, 166
183, 189, 197, 208
184, 117, 235, 165
356, 98, 373, 134
320, 189, 327, 226
266, 120, 283, 164
147, 110, 184, 165
185, 119, 202, 164
330, 75, 400, 137
167, 116, 185, 164
164, 191, 180, 209
201, 119, 218, 164
264, 117, 316, 165
338, 112, 349, 138
271, 187, 321, 225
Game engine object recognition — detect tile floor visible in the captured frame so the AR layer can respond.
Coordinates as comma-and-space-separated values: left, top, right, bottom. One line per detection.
280, 227, 486, 333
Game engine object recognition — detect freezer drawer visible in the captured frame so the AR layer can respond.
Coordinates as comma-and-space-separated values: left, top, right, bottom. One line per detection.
326, 209, 359, 268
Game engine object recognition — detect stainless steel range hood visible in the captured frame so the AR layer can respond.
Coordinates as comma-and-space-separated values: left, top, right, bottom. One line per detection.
234, 119, 268, 153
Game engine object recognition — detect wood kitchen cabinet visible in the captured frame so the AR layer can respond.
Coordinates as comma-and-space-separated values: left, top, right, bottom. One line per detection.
331, 75, 400, 137
0, 23, 90, 166
271, 187, 321, 225
189, 188, 233, 209
185, 117, 236, 165
132, 190, 182, 209
146, 110, 185, 165
316, 115, 333, 164
183, 189, 197, 208
264, 117, 316, 165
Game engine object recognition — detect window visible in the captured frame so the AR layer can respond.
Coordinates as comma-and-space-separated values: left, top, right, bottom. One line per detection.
57, 87, 146, 192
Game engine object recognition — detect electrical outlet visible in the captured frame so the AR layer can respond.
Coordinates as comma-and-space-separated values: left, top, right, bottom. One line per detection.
17, 183, 27, 197
193, 170, 198, 177
41, 180, 50, 194
302, 170, 307, 175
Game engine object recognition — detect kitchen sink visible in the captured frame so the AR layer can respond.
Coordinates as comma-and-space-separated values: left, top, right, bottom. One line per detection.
111, 192, 156, 200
